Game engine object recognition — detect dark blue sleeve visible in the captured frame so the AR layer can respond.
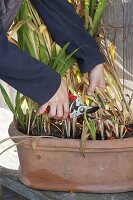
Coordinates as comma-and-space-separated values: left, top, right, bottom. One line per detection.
32, 0, 104, 73
0, 21, 61, 105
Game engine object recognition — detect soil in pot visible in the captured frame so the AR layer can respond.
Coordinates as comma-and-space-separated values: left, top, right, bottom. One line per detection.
17, 117, 133, 140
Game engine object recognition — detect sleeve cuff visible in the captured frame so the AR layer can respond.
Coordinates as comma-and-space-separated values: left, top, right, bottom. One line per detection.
29, 72, 61, 106
78, 54, 105, 73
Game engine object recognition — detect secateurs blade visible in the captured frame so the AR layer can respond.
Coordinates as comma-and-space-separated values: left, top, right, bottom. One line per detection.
68, 93, 99, 118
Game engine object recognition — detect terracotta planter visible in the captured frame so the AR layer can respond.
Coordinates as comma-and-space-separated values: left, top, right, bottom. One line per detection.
9, 121, 133, 193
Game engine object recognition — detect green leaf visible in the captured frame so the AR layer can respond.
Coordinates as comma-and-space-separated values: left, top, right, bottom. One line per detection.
0, 83, 15, 115
52, 42, 71, 70
84, 110, 97, 140
59, 57, 76, 76
15, 92, 25, 129
84, 0, 91, 30
90, 0, 97, 19
90, 0, 107, 36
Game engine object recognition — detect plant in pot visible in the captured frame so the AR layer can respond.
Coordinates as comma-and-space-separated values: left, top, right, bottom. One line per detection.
0, 0, 133, 193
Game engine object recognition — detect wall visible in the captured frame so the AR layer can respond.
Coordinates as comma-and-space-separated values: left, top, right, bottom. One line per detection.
103, 0, 133, 96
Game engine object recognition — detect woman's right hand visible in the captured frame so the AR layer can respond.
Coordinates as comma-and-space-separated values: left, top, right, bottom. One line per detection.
38, 78, 69, 120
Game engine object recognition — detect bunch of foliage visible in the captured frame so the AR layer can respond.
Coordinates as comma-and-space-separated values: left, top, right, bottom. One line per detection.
0, 0, 133, 151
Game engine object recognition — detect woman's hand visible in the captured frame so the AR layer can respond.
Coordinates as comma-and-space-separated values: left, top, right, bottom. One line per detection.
87, 63, 106, 95
38, 64, 105, 120
38, 78, 69, 120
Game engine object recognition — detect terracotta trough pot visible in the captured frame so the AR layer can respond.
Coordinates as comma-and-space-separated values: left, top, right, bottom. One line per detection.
9, 122, 133, 193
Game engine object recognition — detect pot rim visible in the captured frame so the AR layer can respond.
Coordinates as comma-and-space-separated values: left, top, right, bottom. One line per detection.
8, 121, 133, 152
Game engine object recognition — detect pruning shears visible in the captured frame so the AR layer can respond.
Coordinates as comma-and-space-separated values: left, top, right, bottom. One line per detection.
44, 93, 99, 118
68, 93, 99, 118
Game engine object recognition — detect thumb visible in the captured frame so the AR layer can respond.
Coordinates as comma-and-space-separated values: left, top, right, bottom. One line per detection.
87, 80, 97, 96
38, 103, 49, 115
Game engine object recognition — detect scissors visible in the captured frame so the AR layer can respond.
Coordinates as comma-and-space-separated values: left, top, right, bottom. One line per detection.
68, 94, 99, 118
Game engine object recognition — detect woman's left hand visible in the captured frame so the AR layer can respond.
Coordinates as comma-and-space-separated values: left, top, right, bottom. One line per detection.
87, 63, 106, 95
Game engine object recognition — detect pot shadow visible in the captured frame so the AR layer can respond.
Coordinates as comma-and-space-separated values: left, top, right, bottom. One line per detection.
0, 165, 18, 179
0, 166, 25, 200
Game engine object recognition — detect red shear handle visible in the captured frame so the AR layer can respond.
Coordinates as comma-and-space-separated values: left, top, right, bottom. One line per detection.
68, 93, 77, 101
44, 109, 49, 113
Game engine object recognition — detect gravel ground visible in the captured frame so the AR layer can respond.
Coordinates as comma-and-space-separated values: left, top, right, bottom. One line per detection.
0, 107, 20, 199
0, 107, 19, 170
